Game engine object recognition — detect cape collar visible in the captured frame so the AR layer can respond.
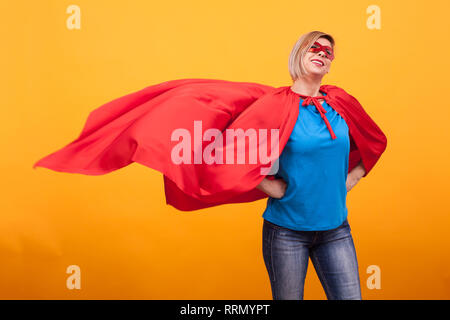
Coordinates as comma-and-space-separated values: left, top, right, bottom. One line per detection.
288, 86, 337, 140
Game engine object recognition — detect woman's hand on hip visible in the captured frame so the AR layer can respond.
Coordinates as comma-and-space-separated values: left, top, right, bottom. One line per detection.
256, 177, 287, 199
346, 173, 361, 192
346, 160, 366, 192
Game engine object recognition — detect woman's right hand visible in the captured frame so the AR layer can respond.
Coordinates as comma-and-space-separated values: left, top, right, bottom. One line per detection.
256, 177, 288, 199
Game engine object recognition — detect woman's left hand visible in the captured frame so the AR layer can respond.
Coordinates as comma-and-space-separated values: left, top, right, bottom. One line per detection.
346, 161, 366, 192
346, 173, 361, 192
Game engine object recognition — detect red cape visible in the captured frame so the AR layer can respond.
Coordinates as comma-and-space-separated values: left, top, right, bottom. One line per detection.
33, 78, 387, 211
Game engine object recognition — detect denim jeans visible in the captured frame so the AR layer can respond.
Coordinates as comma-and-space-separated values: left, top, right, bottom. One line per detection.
262, 218, 362, 300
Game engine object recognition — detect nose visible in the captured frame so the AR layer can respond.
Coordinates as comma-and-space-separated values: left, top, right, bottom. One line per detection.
317, 51, 326, 58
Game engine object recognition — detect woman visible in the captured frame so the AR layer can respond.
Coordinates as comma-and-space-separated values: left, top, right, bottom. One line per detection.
33, 31, 387, 299
256, 31, 365, 300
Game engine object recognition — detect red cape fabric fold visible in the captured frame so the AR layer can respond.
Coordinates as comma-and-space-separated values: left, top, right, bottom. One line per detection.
33, 78, 387, 211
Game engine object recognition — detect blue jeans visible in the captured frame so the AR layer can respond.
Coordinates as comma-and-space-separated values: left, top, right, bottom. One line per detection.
262, 218, 362, 300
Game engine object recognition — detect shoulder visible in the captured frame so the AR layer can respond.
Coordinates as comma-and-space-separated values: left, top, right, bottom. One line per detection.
321, 84, 352, 97
321, 84, 362, 106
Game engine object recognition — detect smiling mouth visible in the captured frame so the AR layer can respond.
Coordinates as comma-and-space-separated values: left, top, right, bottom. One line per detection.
311, 59, 324, 66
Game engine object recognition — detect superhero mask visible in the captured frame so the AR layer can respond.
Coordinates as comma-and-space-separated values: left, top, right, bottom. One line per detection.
308, 41, 334, 61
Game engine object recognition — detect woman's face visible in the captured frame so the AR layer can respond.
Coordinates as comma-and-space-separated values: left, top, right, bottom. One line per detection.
302, 37, 334, 77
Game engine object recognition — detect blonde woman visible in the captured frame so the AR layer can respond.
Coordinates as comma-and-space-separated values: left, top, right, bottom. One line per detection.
34, 29, 387, 300
257, 31, 367, 300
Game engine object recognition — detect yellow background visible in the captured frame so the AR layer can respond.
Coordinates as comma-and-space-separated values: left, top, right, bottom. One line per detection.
2, 0, 450, 299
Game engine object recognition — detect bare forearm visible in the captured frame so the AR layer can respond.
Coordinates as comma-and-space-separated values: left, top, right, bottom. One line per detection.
349, 161, 366, 179
346, 161, 366, 192
256, 177, 287, 198
256, 177, 272, 195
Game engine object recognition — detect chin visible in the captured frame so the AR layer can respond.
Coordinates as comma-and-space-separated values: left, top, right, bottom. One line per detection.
305, 64, 327, 75
306, 69, 327, 77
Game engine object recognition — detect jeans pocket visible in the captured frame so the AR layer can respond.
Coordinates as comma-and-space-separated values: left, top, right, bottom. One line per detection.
343, 218, 351, 231
264, 219, 284, 231
336, 219, 351, 236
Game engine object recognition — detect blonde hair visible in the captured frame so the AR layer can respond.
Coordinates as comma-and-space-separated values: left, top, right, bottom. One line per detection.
288, 31, 336, 82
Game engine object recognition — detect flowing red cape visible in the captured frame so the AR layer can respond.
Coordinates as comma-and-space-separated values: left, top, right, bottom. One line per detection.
33, 78, 387, 211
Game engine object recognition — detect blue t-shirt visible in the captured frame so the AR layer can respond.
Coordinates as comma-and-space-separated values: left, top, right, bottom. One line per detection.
262, 93, 350, 231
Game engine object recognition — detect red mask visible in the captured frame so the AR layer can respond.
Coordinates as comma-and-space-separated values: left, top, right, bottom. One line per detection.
308, 41, 334, 61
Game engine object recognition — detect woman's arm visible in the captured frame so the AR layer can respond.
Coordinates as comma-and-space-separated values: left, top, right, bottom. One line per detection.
256, 177, 287, 198
346, 161, 366, 192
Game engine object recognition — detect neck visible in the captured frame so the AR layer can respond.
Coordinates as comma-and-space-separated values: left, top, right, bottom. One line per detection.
290, 76, 323, 97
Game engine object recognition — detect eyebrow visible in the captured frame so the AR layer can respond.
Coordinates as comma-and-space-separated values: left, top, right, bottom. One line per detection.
312, 43, 333, 52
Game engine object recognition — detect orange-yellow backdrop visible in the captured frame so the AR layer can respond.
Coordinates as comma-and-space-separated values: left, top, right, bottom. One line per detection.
2, 0, 449, 299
